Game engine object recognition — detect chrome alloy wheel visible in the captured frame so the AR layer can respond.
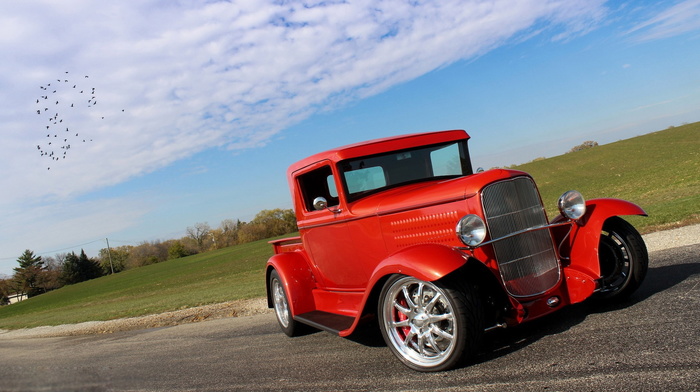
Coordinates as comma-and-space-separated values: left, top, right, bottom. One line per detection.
271, 275, 290, 328
381, 276, 458, 369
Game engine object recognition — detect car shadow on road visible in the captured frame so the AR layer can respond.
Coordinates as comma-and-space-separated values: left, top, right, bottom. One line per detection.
467, 252, 699, 369
308, 245, 699, 369
346, 318, 387, 347
288, 316, 387, 347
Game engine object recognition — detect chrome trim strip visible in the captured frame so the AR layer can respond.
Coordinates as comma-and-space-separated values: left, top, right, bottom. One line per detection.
458, 220, 572, 249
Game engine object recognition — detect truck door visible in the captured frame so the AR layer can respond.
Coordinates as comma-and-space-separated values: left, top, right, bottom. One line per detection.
295, 162, 363, 289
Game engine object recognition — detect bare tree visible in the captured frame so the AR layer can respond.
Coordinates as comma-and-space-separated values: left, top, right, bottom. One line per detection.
214, 219, 242, 248
186, 222, 212, 251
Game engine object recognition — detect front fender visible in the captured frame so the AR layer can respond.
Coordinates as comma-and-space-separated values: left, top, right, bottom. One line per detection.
332, 244, 469, 337
367, 243, 468, 289
555, 198, 646, 303
266, 252, 316, 316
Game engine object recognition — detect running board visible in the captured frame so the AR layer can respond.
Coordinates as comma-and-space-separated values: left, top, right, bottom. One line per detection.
295, 311, 354, 335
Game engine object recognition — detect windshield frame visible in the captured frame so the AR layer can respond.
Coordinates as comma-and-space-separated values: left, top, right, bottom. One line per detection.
338, 140, 473, 203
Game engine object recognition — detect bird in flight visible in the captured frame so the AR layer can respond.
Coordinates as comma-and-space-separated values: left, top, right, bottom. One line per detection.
34, 71, 127, 170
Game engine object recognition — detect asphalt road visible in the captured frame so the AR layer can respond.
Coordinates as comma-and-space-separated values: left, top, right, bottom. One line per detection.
1, 244, 698, 392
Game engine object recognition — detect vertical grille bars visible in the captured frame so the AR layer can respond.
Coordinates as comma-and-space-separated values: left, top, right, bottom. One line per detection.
481, 177, 560, 297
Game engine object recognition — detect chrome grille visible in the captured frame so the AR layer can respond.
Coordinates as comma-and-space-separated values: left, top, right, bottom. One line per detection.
482, 177, 560, 297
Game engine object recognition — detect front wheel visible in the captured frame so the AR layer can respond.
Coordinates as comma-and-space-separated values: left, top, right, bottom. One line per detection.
377, 275, 483, 372
595, 217, 648, 299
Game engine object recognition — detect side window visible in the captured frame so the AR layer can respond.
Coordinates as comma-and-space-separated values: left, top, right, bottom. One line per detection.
297, 165, 339, 212
327, 175, 338, 198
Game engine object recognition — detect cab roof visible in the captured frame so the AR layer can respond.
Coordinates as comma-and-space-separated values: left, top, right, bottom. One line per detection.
289, 129, 470, 174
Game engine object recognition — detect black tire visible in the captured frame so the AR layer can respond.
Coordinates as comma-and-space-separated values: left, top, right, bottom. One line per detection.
595, 216, 648, 300
269, 269, 304, 337
377, 275, 483, 372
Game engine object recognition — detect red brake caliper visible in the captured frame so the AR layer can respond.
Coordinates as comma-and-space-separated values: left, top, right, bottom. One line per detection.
395, 297, 410, 338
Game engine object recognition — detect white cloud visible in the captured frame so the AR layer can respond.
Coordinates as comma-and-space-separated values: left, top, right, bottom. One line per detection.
0, 0, 608, 202
625, 0, 700, 41
0, 0, 608, 270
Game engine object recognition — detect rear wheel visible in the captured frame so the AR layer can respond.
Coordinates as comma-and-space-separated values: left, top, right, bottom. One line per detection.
377, 275, 483, 372
595, 217, 648, 299
269, 269, 304, 336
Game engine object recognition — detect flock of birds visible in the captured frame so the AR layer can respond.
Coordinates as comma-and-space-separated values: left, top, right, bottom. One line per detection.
34, 72, 123, 170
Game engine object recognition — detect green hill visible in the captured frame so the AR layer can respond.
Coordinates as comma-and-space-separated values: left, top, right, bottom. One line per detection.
516, 122, 699, 233
1, 122, 697, 329
0, 237, 279, 329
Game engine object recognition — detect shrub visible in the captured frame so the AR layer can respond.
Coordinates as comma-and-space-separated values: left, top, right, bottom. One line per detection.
569, 141, 598, 153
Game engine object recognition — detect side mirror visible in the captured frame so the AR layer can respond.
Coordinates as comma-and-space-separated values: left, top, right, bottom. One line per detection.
313, 197, 328, 211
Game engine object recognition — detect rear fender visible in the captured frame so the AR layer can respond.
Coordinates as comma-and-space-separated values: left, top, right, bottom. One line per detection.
554, 198, 646, 302
266, 252, 316, 316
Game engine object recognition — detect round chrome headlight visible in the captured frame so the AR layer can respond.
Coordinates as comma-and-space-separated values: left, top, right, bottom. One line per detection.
456, 214, 486, 247
557, 190, 586, 220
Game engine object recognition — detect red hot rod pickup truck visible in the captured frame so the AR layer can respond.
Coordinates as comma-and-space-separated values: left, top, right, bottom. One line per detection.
266, 130, 648, 371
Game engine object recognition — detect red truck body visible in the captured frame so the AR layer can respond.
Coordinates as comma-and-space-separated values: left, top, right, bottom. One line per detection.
266, 130, 648, 371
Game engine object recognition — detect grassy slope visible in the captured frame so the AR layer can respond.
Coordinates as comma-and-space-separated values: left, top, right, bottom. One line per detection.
516, 122, 699, 233
1, 122, 697, 329
0, 237, 277, 328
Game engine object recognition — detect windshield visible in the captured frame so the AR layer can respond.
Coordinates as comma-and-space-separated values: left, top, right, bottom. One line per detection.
339, 140, 472, 202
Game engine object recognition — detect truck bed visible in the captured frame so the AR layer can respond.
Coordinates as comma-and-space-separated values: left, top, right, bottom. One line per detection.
269, 236, 303, 254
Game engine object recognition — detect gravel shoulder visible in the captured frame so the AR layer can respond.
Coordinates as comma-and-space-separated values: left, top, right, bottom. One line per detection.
641, 223, 699, 252
2, 224, 698, 340
0, 298, 272, 339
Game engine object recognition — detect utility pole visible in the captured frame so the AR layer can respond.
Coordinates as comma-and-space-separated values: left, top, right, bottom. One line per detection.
105, 238, 114, 274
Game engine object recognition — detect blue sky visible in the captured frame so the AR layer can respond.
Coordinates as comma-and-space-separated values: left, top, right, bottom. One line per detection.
1, 0, 699, 276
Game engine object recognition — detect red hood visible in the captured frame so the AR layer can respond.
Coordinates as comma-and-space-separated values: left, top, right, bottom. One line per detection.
348, 169, 528, 217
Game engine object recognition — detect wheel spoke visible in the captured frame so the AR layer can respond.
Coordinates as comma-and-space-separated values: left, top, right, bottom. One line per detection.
393, 299, 410, 316
403, 329, 417, 347
392, 319, 410, 328
426, 332, 441, 355
402, 286, 416, 310
424, 291, 442, 312
431, 325, 453, 341
428, 312, 452, 324
416, 332, 427, 355
416, 282, 425, 308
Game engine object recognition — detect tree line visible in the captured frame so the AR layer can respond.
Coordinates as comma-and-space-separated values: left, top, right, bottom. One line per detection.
0, 208, 297, 304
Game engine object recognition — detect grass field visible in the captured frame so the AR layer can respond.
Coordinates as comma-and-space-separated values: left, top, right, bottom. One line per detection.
1, 122, 697, 329
0, 238, 276, 329
518, 122, 699, 233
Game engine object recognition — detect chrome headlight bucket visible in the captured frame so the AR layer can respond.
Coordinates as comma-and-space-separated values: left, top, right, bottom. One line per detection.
456, 214, 486, 247
558, 190, 586, 221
